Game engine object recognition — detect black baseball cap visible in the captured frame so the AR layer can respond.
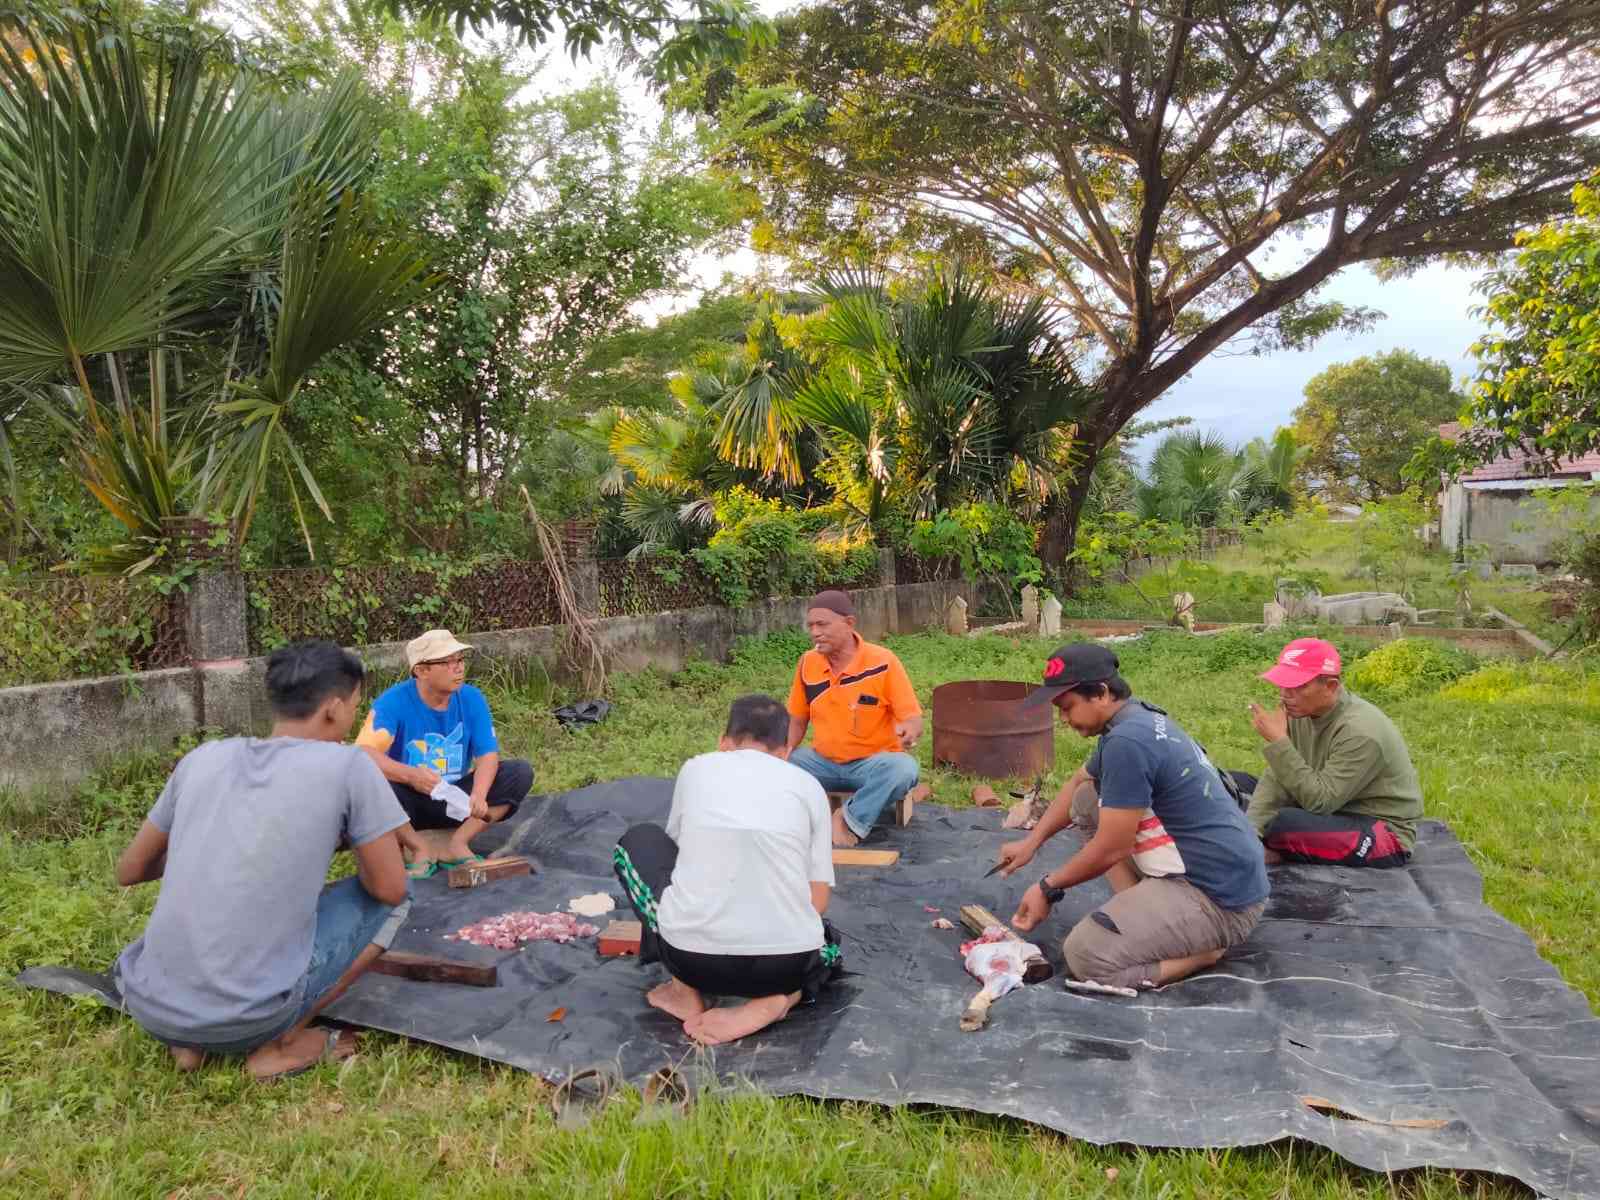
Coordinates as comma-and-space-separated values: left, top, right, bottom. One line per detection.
1019, 643, 1121, 709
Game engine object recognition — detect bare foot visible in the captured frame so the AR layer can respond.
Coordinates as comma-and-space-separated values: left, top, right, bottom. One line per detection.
646, 978, 706, 1022
684, 993, 799, 1046
1263, 848, 1285, 865
169, 1046, 204, 1072
245, 1026, 357, 1081
830, 808, 860, 848
444, 839, 479, 863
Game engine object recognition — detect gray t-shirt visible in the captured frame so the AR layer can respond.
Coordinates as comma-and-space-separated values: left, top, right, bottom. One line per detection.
114, 737, 407, 1044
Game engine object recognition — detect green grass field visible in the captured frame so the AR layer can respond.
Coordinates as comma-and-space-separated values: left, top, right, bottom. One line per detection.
1063, 515, 1573, 644
3, 627, 1597, 1198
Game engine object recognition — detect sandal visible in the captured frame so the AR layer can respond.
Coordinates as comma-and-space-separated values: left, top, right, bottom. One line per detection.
438, 854, 485, 870
635, 1064, 693, 1125
257, 1026, 358, 1082
405, 859, 439, 880
550, 1064, 619, 1131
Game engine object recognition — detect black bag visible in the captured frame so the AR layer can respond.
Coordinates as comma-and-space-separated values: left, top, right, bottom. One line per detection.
554, 699, 612, 730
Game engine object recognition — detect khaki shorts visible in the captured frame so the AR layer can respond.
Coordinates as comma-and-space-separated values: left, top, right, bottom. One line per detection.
1063, 781, 1264, 990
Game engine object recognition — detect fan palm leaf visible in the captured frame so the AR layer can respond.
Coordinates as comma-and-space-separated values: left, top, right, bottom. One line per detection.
0, 16, 292, 389
199, 187, 435, 545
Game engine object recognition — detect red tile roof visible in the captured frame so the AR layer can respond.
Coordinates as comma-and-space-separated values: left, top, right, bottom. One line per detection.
1437, 422, 1600, 483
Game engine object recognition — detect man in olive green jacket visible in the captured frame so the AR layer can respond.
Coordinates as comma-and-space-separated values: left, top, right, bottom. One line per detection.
1243, 638, 1423, 868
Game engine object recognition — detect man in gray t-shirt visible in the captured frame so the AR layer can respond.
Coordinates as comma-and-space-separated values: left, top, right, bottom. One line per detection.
113, 641, 410, 1080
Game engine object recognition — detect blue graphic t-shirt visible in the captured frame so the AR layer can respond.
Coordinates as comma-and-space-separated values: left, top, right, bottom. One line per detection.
1085, 699, 1269, 910
358, 679, 498, 783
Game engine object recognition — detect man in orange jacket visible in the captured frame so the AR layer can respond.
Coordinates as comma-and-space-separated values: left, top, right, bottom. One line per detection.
785, 590, 924, 847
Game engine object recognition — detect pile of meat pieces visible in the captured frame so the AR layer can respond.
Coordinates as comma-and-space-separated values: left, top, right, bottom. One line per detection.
447, 910, 598, 950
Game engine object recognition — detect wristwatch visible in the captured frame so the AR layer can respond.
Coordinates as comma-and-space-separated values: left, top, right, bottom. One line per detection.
1038, 875, 1067, 906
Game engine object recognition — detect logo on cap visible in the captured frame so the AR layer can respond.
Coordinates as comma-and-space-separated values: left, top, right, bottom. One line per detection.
1044, 656, 1065, 680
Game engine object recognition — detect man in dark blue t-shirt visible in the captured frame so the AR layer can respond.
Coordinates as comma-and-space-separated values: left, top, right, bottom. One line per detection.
996, 644, 1268, 993
356, 629, 533, 874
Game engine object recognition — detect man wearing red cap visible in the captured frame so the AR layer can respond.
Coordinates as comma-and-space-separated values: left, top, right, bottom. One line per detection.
786, 590, 924, 848
1245, 637, 1423, 868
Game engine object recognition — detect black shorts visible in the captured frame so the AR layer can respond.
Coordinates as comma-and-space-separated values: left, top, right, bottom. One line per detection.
613, 822, 842, 1003
389, 759, 533, 830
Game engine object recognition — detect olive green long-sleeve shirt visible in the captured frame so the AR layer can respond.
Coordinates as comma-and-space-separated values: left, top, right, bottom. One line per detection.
1245, 689, 1424, 849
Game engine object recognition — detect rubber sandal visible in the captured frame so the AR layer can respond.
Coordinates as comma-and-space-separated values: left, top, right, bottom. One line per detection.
634, 1064, 693, 1125
405, 859, 439, 880
438, 855, 485, 870
260, 1027, 357, 1082
550, 1064, 619, 1130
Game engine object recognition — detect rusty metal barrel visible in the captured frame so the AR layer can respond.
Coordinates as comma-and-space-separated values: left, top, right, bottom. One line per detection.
931, 680, 1055, 779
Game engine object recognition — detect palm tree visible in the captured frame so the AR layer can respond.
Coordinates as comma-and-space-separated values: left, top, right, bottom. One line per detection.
1239, 428, 1304, 516
1135, 430, 1253, 528
791, 266, 1092, 531
0, 10, 432, 569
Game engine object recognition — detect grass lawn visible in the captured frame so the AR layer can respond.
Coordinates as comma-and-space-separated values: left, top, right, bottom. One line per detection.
2, 627, 1597, 1198
1062, 514, 1575, 645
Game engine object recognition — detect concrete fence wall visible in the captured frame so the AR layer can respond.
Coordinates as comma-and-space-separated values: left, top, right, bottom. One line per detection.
0, 579, 974, 800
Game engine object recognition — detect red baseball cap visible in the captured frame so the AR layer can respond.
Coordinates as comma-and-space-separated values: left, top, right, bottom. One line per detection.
1261, 637, 1342, 689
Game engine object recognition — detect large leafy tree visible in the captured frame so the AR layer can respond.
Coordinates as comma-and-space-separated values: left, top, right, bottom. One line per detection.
362, 59, 738, 498
1433, 173, 1600, 474
1292, 350, 1462, 501
705, 0, 1600, 567
379, 0, 773, 83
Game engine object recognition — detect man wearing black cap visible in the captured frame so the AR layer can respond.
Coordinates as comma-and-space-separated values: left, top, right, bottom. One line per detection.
786, 590, 924, 847
995, 644, 1268, 993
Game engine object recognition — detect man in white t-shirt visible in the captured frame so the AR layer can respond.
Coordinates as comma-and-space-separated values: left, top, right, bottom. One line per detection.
612, 694, 841, 1045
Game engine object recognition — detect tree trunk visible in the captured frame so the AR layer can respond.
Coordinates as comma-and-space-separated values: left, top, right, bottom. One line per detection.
1041, 440, 1103, 592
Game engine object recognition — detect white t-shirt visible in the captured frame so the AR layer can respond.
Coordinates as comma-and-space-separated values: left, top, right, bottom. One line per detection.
657, 748, 835, 956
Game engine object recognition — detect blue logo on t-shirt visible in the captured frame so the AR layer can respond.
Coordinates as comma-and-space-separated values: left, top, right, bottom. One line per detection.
406, 724, 465, 779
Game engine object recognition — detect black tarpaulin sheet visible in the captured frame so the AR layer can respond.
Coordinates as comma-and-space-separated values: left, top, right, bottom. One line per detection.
20, 778, 1600, 1198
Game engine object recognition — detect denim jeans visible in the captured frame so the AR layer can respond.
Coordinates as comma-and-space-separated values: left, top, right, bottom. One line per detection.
161, 876, 410, 1055
787, 746, 919, 839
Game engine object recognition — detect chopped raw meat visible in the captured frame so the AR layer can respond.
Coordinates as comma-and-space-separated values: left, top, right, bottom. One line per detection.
446, 910, 599, 950
923, 905, 941, 913
958, 925, 1011, 956
931, 917, 956, 930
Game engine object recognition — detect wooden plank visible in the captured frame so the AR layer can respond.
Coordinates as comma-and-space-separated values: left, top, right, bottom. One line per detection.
959, 903, 1010, 938
598, 919, 642, 958
371, 951, 498, 988
446, 856, 532, 889
832, 847, 900, 867
958, 903, 1053, 983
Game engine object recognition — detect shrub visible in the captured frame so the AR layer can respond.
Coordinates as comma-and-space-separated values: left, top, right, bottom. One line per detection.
1343, 637, 1475, 702
1439, 661, 1600, 709
696, 502, 878, 607
908, 503, 1043, 596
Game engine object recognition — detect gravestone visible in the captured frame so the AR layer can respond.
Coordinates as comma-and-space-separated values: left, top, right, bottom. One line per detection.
1312, 591, 1418, 625
1262, 601, 1287, 630
945, 594, 969, 635
1172, 591, 1196, 633
1039, 595, 1062, 638
1020, 584, 1039, 631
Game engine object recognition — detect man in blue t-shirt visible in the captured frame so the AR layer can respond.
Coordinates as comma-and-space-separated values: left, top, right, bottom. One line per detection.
996, 644, 1268, 993
356, 629, 534, 873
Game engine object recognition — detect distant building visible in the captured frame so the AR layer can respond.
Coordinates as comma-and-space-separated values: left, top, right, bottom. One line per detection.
1436, 422, 1600, 564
